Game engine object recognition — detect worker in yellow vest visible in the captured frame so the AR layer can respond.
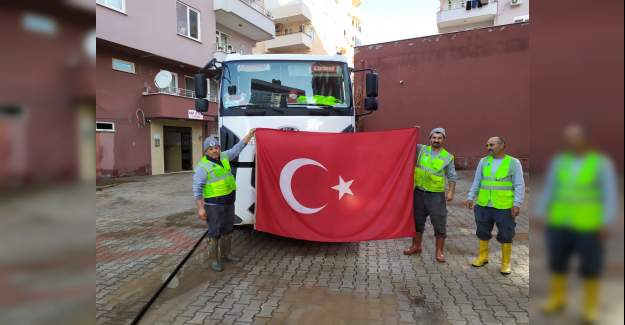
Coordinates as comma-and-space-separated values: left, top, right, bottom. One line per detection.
404, 127, 457, 263
193, 129, 255, 272
464, 136, 525, 275
536, 124, 617, 324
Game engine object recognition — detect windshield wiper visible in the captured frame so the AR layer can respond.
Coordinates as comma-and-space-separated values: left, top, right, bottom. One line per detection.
226, 103, 263, 109
226, 104, 271, 116
226, 103, 287, 115
287, 103, 344, 114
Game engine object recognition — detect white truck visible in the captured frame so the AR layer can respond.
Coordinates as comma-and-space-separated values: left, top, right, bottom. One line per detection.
194, 54, 379, 225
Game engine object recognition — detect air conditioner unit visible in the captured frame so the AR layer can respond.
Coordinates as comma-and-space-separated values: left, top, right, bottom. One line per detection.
510, 0, 522, 6
513, 15, 529, 23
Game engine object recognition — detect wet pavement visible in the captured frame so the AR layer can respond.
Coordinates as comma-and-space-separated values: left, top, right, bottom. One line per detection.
97, 171, 530, 324
1, 184, 94, 325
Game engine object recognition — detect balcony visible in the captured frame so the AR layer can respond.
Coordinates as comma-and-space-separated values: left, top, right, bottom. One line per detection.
142, 88, 217, 120
271, 1, 312, 24
264, 31, 313, 52
214, 0, 275, 41
437, 0, 498, 30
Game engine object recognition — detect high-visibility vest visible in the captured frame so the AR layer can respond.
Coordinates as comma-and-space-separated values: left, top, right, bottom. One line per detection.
547, 153, 603, 232
476, 155, 515, 209
414, 146, 453, 192
198, 154, 237, 198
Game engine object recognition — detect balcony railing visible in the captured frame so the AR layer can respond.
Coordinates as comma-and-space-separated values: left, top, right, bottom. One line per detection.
276, 29, 313, 39
437, 0, 498, 29
440, 0, 496, 11
239, 0, 272, 18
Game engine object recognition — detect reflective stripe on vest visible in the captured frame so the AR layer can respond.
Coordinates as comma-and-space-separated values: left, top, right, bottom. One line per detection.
476, 155, 514, 209
547, 153, 603, 232
414, 146, 453, 192
199, 154, 237, 198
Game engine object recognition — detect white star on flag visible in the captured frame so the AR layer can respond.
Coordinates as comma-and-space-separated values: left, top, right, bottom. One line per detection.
331, 176, 354, 200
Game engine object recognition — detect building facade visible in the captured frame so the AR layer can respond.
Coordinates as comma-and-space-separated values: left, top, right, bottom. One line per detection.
437, 0, 529, 34
254, 0, 363, 66
96, 0, 274, 178
354, 23, 530, 169
0, 3, 95, 190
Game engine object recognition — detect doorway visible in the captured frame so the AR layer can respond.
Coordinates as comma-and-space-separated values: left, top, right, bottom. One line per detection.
164, 126, 192, 173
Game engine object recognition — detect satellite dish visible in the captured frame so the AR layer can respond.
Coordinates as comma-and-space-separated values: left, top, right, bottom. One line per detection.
154, 70, 173, 89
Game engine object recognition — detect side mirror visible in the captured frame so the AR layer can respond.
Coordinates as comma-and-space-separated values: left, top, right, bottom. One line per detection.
364, 97, 378, 111
194, 74, 207, 98
195, 98, 208, 112
365, 72, 378, 98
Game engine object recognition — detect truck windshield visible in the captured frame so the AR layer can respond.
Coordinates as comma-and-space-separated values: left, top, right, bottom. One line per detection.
221, 61, 351, 111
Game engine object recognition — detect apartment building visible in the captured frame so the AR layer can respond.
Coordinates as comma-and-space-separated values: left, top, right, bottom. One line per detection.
0, 2, 95, 189
437, 0, 529, 34
254, 0, 363, 66
96, 0, 274, 178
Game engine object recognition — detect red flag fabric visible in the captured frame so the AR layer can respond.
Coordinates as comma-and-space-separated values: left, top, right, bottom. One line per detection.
255, 128, 418, 242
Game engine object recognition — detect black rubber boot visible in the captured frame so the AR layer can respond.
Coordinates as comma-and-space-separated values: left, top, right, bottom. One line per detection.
220, 233, 241, 263
207, 237, 223, 272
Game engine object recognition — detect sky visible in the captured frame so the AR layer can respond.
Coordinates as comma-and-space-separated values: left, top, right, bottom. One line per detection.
358, 0, 440, 45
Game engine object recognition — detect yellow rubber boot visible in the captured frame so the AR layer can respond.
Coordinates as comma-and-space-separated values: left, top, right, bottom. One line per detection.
582, 278, 599, 324
471, 240, 489, 267
500, 243, 512, 275
541, 273, 567, 314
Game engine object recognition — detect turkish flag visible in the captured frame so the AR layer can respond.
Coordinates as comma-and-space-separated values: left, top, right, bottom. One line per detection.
255, 128, 418, 242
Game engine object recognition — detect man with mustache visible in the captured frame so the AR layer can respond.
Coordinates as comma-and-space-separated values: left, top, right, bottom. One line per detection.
193, 129, 256, 272
404, 127, 457, 263
464, 137, 525, 275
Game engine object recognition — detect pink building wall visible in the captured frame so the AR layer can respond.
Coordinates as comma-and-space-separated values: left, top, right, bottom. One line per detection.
355, 23, 530, 169
96, 0, 216, 67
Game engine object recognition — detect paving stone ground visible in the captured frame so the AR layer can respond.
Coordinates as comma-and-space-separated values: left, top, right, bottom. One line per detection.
96, 171, 530, 325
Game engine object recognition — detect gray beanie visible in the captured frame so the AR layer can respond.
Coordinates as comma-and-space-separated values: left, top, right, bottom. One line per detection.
202, 137, 220, 151
429, 127, 446, 138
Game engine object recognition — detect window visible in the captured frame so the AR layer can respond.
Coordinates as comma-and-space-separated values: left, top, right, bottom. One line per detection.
0, 104, 25, 119
22, 13, 57, 36
215, 31, 232, 52
160, 70, 178, 93
184, 76, 195, 92
112, 58, 135, 74
176, 2, 201, 41
96, 122, 115, 132
96, 0, 125, 13
221, 61, 351, 112
209, 79, 219, 102
299, 24, 314, 38
183, 75, 196, 97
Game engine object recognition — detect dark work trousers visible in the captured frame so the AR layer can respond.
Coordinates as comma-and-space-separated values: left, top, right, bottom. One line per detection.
205, 204, 235, 238
414, 189, 448, 238
474, 205, 516, 243
547, 227, 603, 278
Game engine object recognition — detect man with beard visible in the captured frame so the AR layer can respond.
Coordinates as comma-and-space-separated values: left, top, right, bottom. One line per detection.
465, 136, 525, 275
404, 127, 457, 263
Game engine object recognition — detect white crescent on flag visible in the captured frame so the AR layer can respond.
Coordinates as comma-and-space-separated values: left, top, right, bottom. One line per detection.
279, 158, 328, 214
279, 158, 354, 215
